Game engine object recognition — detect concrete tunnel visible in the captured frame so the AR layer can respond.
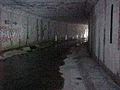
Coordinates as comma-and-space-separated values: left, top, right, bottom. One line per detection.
0, 0, 120, 90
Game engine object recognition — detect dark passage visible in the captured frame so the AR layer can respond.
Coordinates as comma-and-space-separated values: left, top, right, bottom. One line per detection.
1, 44, 70, 90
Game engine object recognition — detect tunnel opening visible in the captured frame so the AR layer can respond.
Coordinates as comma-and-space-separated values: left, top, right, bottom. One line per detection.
0, 0, 120, 90
68, 24, 89, 46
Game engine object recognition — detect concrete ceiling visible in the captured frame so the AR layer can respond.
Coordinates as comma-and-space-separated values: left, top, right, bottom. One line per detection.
0, 0, 98, 23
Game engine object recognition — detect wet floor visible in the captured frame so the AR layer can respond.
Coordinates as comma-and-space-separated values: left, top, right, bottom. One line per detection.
61, 44, 120, 90
0, 46, 70, 90
0, 42, 120, 90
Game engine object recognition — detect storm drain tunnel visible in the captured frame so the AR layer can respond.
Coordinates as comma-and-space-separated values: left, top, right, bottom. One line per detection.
0, 0, 120, 90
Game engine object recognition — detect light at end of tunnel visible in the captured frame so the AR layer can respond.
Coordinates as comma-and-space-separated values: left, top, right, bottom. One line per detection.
84, 29, 88, 38
65, 35, 68, 40
72, 36, 75, 39
76, 35, 79, 39
55, 35, 57, 41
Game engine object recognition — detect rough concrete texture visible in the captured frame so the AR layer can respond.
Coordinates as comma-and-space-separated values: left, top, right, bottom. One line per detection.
89, 0, 120, 77
0, 5, 60, 51
61, 45, 120, 90
0, 4, 81, 52
60, 52, 86, 90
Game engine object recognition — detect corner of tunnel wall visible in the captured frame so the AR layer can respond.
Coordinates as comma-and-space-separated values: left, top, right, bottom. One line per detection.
89, 0, 120, 84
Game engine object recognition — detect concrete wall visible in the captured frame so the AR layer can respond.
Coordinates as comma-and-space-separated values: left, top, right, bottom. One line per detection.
0, 4, 73, 52
0, 3, 88, 51
89, 0, 120, 82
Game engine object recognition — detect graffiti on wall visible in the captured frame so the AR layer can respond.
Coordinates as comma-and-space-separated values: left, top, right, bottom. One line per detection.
0, 26, 20, 42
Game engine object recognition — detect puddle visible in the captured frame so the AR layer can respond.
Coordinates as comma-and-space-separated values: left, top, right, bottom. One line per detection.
2, 46, 69, 90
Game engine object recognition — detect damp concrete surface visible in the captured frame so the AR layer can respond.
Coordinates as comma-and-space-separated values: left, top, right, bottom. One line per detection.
60, 45, 120, 90
0, 43, 120, 90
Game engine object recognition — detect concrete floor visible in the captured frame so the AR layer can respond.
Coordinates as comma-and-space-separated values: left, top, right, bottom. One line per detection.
0, 44, 120, 90
60, 45, 120, 90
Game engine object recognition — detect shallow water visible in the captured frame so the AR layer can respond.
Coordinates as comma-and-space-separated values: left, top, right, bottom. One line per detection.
0, 46, 69, 90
